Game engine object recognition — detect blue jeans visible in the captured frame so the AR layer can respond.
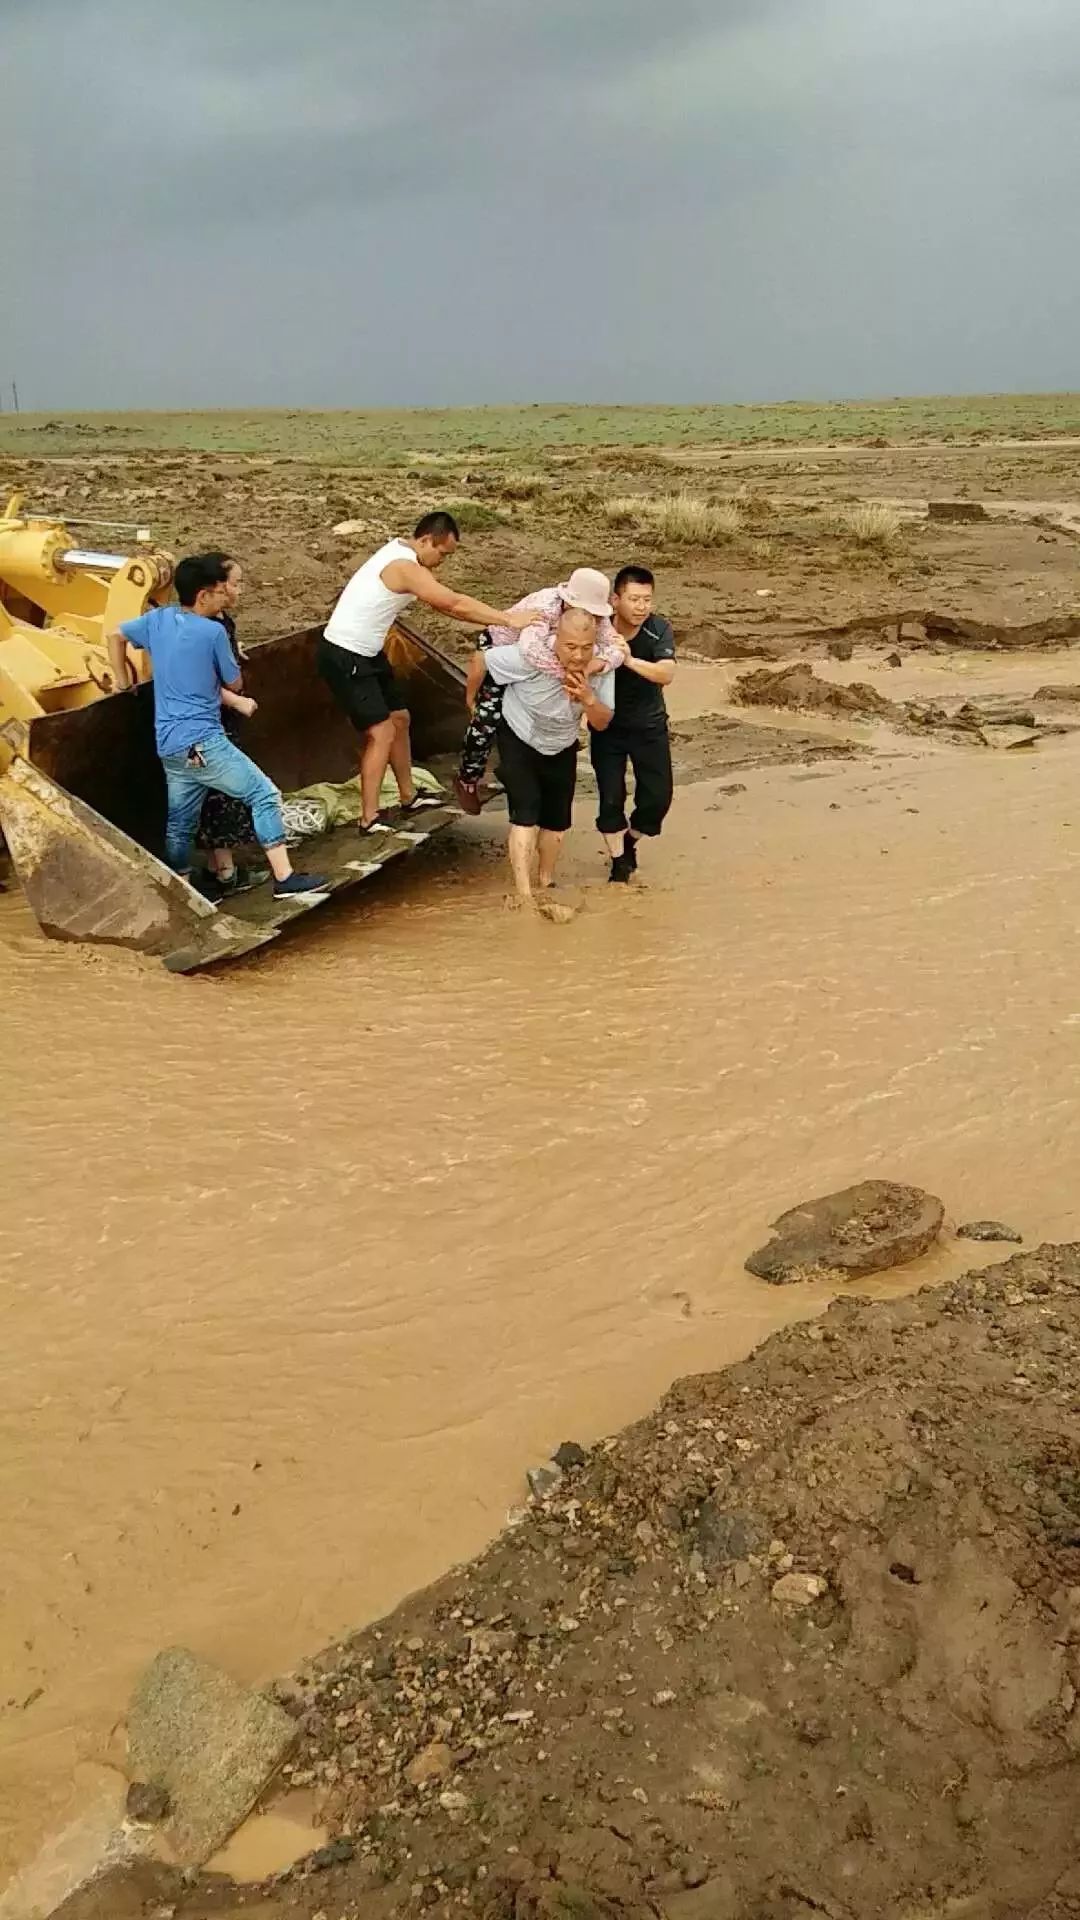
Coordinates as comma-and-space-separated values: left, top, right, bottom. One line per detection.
162, 732, 285, 872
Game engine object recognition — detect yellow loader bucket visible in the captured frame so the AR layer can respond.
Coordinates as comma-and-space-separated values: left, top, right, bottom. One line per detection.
0, 619, 467, 972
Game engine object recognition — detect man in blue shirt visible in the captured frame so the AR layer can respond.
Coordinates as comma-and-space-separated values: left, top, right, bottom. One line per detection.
107, 552, 326, 901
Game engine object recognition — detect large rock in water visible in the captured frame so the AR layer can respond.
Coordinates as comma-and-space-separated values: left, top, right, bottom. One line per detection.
746, 1180, 944, 1285
127, 1647, 297, 1866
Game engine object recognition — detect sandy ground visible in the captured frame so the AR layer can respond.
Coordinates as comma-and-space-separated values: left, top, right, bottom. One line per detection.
3, 433, 1080, 1913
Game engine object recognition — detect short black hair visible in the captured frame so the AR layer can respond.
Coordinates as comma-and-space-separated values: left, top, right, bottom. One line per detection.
174, 551, 235, 608
414, 511, 460, 543
613, 564, 655, 595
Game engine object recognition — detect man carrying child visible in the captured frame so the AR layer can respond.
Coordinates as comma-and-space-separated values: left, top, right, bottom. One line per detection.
452, 567, 623, 813
474, 605, 616, 904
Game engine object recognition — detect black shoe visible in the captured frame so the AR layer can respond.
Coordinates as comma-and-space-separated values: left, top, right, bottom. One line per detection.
192, 871, 225, 903
273, 871, 330, 901
624, 832, 638, 872
609, 851, 634, 884
218, 865, 269, 897
397, 791, 445, 816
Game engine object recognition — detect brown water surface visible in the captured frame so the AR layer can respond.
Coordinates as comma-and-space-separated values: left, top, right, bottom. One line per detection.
3, 669, 1079, 1889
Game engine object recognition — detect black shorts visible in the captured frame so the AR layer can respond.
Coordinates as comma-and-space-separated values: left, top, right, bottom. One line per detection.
317, 636, 408, 731
495, 721, 578, 832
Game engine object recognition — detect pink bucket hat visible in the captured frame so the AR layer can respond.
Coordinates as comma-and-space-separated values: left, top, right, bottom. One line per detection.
558, 566, 612, 618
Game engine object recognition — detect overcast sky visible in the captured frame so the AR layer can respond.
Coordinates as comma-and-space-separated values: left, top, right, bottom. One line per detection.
6, 0, 1079, 410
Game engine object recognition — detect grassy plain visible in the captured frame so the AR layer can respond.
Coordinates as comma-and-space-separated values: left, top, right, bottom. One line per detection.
2, 392, 1080, 463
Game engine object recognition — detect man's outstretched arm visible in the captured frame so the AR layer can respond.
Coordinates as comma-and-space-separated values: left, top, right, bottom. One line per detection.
383, 559, 537, 630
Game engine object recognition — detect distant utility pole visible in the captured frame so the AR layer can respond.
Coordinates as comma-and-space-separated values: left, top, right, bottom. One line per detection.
11, 381, 19, 414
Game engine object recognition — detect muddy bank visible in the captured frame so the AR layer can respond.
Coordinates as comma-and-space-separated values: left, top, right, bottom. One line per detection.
69, 1241, 1080, 1920
774, 610, 1080, 657
734, 662, 896, 721
731, 661, 1077, 749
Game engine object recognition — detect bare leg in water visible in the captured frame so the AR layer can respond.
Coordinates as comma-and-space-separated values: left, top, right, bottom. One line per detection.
508, 825, 538, 901
537, 829, 566, 889
506, 825, 573, 920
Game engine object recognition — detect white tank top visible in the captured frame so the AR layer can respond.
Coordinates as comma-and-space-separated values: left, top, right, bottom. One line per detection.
324, 537, 417, 657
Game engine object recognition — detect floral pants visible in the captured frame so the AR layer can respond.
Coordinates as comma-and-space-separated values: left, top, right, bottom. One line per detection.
458, 672, 504, 784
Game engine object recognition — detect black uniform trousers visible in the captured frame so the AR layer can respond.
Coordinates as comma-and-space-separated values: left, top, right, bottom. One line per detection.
590, 722, 673, 838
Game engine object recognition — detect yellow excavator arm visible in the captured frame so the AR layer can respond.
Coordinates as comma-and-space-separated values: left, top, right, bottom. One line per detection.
0, 492, 173, 764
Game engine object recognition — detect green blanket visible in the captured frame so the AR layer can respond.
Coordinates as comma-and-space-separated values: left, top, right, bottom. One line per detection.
282, 767, 443, 837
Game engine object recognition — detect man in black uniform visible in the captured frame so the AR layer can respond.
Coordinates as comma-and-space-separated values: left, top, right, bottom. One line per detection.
590, 565, 676, 882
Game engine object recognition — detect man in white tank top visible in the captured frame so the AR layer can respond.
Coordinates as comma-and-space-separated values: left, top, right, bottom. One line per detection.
319, 511, 537, 834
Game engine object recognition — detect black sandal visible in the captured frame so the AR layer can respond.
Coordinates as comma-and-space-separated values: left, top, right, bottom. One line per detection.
398, 792, 445, 815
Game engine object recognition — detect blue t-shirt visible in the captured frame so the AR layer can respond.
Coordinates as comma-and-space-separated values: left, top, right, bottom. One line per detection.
120, 606, 240, 758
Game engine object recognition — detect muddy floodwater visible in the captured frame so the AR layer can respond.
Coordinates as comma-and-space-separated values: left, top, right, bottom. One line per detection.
4, 663, 1080, 1892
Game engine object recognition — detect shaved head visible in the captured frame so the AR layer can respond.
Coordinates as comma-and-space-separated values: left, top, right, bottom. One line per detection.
557, 608, 599, 641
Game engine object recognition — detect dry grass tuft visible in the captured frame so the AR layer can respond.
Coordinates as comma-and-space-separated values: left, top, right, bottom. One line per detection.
836, 502, 903, 549
442, 499, 508, 532
498, 472, 548, 502
736, 485, 776, 520
602, 490, 743, 545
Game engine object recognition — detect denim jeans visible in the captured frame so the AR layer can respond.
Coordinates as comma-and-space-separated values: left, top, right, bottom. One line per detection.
162, 732, 285, 872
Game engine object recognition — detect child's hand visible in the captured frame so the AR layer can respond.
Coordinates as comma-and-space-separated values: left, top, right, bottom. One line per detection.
235, 695, 257, 718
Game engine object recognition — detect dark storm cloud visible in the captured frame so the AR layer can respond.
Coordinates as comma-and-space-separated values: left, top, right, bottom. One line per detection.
5, 0, 1080, 408
11, 0, 791, 221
